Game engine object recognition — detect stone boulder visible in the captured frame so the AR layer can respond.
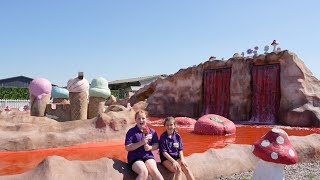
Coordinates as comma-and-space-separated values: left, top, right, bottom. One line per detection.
105, 95, 117, 106
95, 105, 136, 131
194, 114, 236, 135
132, 100, 148, 112
0, 114, 128, 151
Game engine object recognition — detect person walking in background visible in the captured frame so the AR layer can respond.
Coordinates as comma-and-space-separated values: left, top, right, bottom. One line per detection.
125, 110, 164, 180
159, 117, 195, 180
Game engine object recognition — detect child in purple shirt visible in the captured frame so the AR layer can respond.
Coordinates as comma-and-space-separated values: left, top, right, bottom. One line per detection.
159, 117, 195, 180
125, 110, 164, 180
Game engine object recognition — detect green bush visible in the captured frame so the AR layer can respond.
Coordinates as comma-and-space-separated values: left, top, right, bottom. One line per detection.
111, 89, 127, 99
0, 87, 29, 99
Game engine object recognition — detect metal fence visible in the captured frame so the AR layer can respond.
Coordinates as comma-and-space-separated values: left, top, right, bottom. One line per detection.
0, 99, 30, 109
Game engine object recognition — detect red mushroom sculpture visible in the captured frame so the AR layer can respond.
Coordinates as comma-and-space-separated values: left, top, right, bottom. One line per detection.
271, 40, 279, 52
251, 128, 298, 180
209, 56, 216, 61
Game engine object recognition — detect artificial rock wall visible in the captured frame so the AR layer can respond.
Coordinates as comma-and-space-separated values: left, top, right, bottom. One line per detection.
130, 51, 320, 127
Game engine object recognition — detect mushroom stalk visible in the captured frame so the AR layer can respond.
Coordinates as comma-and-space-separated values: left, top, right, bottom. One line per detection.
272, 45, 277, 52
252, 160, 284, 180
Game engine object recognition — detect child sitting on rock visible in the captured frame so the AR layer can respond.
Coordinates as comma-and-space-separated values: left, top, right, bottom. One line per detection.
159, 117, 195, 180
125, 110, 163, 180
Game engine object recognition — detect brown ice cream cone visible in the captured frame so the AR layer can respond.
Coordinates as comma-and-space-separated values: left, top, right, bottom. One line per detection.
53, 98, 69, 103
88, 96, 107, 119
69, 91, 88, 120
30, 94, 50, 116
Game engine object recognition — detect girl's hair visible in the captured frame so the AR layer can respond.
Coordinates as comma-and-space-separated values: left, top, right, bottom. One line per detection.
164, 116, 176, 126
135, 110, 148, 119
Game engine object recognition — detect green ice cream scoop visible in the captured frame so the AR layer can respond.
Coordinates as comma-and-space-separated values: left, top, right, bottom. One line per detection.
89, 77, 111, 99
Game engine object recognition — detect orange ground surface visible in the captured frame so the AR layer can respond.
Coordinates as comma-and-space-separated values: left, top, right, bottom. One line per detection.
0, 123, 319, 175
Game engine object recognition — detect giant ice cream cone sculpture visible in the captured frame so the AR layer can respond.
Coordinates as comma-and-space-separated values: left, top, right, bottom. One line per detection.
67, 73, 89, 120
88, 77, 111, 119
29, 78, 52, 116
51, 86, 69, 103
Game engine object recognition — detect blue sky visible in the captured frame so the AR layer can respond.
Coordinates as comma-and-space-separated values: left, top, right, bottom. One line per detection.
0, 1, 319, 86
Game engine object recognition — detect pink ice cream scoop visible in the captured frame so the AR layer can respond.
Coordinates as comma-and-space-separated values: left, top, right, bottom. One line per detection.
67, 77, 89, 93
28, 78, 52, 100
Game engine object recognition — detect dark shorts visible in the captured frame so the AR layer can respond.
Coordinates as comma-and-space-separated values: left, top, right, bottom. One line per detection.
160, 152, 180, 163
128, 157, 154, 168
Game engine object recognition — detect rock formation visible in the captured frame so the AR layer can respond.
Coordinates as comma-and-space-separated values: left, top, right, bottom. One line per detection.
1, 134, 319, 180
130, 51, 320, 127
0, 106, 135, 151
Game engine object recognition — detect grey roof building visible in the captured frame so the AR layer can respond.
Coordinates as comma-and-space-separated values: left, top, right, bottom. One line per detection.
109, 74, 167, 92
0, 76, 57, 88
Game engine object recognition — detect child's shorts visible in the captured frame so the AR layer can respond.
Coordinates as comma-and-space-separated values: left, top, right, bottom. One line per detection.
160, 152, 180, 163
128, 157, 154, 168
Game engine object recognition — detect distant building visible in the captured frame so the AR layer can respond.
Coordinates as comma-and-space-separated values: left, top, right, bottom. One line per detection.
0, 76, 57, 88
109, 74, 167, 93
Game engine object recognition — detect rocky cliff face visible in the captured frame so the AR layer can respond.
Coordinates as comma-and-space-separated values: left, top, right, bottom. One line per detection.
130, 51, 320, 127
278, 52, 320, 126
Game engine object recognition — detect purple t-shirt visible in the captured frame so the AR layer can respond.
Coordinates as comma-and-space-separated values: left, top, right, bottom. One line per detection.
125, 125, 159, 164
159, 130, 183, 157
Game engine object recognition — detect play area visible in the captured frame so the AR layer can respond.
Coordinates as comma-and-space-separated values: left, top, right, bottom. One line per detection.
0, 49, 319, 180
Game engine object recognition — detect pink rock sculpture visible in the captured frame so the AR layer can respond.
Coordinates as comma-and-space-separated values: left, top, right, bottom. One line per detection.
175, 117, 197, 126
194, 114, 236, 135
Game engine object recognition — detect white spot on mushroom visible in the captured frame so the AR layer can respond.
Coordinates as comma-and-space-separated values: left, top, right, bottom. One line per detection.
280, 129, 288, 136
271, 152, 278, 160
251, 145, 255, 152
289, 149, 295, 157
272, 128, 281, 133
261, 140, 270, 147
276, 136, 285, 144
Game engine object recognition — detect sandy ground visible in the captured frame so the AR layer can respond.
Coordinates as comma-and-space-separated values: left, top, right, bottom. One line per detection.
215, 161, 320, 180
